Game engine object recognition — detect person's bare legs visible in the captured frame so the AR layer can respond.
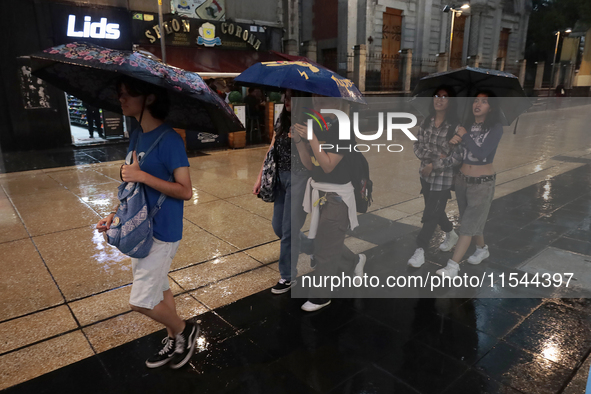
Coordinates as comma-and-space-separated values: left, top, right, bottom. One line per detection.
130, 292, 185, 337
474, 235, 485, 248
162, 289, 180, 337
451, 235, 472, 263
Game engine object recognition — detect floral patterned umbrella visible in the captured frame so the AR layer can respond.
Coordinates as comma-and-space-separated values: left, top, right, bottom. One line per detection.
29, 42, 242, 133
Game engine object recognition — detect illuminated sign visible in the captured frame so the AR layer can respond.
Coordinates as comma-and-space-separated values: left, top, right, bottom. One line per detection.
66, 15, 121, 40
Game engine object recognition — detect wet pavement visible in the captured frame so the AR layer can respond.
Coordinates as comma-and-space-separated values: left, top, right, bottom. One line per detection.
1, 103, 591, 393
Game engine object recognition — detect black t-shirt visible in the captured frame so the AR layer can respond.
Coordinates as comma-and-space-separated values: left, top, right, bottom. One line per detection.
311, 117, 351, 184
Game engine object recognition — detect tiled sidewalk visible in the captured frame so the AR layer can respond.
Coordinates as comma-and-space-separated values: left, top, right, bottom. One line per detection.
4, 162, 591, 394
1, 104, 591, 391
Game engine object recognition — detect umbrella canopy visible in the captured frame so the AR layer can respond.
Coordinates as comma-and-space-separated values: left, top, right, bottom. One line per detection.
234, 61, 366, 104
411, 67, 532, 125
29, 42, 242, 133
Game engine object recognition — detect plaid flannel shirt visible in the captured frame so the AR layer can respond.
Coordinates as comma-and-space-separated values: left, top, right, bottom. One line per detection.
413, 118, 463, 191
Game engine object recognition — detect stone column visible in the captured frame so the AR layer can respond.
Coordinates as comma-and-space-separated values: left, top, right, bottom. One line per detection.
518, 59, 527, 86
534, 62, 544, 90
565, 64, 576, 89
553, 66, 561, 88
402, 48, 413, 93
303, 40, 318, 62
284, 0, 299, 56
338, 0, 358, 76
437, 53, 448, 72
353, 44, 367, 92
284, 39, 299, 56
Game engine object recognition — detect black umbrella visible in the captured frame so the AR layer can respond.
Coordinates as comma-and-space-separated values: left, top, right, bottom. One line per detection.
28, 42, 242, 133
411, 67, 532, 125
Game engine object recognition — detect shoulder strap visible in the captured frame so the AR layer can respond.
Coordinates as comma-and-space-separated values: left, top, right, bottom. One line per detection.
148, 174, 174, 219
129, 129, 141, 159
135, 129, 174, 219
139, 130, 171, 166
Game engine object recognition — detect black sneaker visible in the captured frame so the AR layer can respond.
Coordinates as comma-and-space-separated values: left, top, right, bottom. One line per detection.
271, 279, 295, 294
145, 336, 176, 368
170, 321, 199, 369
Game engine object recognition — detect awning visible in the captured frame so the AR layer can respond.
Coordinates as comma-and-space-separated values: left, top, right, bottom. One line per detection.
269, 50, 323, 68
140, 45, 285, 75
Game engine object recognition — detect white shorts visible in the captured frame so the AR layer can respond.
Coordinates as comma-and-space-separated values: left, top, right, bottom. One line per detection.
129, 238, 180, 309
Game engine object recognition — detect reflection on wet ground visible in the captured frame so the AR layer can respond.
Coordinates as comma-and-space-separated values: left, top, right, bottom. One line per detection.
2, 104, 591, 392
0, 142, 209, 173
4, 173, 591, 394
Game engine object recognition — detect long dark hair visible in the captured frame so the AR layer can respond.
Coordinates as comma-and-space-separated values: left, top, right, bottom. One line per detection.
463, 90, 501, 131
275, 90, 311, 137
276, 99, 291, 138
421, 85, 459, 129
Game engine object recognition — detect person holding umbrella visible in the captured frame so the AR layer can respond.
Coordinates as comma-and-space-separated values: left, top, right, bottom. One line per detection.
436, 90, 503, 278
253, 89, 311, 294
96, 76, 198, 369
408, 86, 463, 268
293, 95, 365, 312
29, 41, 243, 368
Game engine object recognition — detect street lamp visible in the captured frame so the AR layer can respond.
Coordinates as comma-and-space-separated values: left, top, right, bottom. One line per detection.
157, 0, 167, 63
551, 28, 572, 87
443, 3, 470, 70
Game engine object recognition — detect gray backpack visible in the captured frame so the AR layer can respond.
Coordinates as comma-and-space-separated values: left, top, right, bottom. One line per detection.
106, 130, 170, 258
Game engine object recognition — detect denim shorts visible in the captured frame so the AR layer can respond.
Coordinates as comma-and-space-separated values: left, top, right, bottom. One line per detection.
455, 174, 495, 236
129, 238, 180, 309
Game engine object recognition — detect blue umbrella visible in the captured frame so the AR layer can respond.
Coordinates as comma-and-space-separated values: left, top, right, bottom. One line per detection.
411, 67, 532, 125
29, 42, 242, 133
235, 61, 366, 104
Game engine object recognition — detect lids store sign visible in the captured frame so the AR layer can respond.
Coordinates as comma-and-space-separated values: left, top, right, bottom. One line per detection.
135, 15, 266, 51
50, 3, 131, 50
67, 15, 120, 39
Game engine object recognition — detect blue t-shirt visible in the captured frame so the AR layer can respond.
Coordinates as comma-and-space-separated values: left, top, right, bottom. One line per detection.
126, 124, 189, 242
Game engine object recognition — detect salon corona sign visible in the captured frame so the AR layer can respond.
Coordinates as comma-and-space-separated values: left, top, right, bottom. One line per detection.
138, 17, 266, 51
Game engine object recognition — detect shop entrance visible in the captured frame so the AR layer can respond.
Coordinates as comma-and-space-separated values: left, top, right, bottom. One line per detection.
66, 94, 127, 146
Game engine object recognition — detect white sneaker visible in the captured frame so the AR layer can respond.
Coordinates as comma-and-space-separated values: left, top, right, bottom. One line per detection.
439, 229, 459, 252
301, 300, 331, 312
436, 259, 460, 278
467, 245, 490, 265
354, 254, 367, 277
408, 248, 425, 268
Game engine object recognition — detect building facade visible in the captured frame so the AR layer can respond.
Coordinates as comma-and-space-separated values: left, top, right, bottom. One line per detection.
299, 0, 532, 90
0, 0, 288, 153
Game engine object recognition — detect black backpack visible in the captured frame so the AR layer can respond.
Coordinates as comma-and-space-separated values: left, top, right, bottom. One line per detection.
347, 150, 373, 213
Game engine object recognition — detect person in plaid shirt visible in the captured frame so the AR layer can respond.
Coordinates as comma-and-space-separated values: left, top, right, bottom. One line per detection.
408, 86, 464, 268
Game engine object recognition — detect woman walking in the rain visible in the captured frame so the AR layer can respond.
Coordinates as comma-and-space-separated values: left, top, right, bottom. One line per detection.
253, 89, 310, 294
436, 90, 503, 278
408, 85, 463, 268
293, 95, 366, 312
96, 77, 198, 369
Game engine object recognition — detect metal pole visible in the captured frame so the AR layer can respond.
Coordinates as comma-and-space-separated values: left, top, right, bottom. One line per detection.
158, 0, 167, 63
448, 10, 455, 70
551, 31, 560, 88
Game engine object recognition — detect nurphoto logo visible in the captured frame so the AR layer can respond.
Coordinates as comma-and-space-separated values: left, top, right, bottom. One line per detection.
305, 109, 418, 153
